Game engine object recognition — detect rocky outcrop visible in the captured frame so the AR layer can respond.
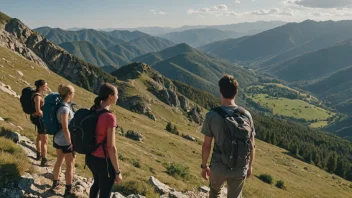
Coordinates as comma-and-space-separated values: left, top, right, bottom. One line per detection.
125, 130, 144, 141
1, 17, 117, 94
0, 81, 20, 98
188, 106, 204, 124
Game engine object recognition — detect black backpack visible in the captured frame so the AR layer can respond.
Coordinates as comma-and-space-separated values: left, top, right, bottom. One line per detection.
20, 87, 39, 114
69, 108, 110, 154
212, 106, 253, 170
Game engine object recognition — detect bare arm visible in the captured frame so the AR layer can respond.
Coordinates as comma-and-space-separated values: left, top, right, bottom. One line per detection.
60, 113, 71, 144
34, 96, 43, 116
202, 136, 213, 167
107, 127, 120, 173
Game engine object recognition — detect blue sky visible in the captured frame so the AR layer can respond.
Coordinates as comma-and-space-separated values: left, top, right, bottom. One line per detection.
1, 0, 352, 29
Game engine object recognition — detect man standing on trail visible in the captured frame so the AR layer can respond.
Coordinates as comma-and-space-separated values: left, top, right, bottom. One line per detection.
201, 74, 256, 198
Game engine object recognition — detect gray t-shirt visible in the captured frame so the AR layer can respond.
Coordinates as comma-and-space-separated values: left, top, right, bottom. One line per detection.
201, 105, 255, 178
54, 103, 74, 146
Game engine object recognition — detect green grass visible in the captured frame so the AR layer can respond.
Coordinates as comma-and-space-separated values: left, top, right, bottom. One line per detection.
0, 134, 32, 187
1, 46, 352, 197
248, 94, 335, 127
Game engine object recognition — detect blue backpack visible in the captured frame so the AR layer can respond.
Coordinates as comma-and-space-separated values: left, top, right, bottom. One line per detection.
42, 92, 64, 135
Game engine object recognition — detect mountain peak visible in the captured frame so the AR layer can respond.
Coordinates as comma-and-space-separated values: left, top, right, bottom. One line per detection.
112, 62, 158, 80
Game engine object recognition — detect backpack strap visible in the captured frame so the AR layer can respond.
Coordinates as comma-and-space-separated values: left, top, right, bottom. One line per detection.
212, 106, 231, 118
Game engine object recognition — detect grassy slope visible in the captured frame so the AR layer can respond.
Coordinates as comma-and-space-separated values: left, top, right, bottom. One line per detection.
249, 94, 334, 122
59, 41, 130, 67
0, 46, 352, 197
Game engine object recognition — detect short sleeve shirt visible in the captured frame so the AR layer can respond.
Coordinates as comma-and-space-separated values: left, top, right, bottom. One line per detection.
53, 103, 74, 146
91, 110, 117, 158
201, 105, 255, 178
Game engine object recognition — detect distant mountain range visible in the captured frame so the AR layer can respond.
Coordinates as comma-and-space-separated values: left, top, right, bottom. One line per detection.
159, 28, 241, 47
201, 20, 352, 67
101, 21, 286, 36
133, 43, 258, 96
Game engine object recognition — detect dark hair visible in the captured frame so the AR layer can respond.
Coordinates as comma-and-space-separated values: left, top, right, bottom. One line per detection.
218, 74, 239, 99
34, 80, 46, 91
94, 83, 117, 108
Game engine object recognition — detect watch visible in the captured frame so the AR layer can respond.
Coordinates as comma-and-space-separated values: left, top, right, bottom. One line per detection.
200, 164, 208, 169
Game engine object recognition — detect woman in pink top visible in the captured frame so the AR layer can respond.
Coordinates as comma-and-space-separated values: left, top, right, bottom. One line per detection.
85, 83, 122, 198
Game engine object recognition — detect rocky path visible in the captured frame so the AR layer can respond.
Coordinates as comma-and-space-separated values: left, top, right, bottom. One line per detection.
0, 131, 223, 198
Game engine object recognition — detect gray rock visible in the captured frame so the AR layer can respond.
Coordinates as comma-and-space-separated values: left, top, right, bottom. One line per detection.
188, 106, 204, 124
111, 192, 126, 198
198, 186, 210, 193
0, 130, 21, 144
17, 70, 23, 77
18, 173, 34, 191
126, 195, 145, 198
125, 130, 144, 142
182, 135, 197, 142
0, 117, 4, 121
169, 191, 187, 198
149, 176, 171, 194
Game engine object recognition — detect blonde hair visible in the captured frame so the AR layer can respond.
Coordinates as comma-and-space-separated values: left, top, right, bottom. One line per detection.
58, 84, 74, 99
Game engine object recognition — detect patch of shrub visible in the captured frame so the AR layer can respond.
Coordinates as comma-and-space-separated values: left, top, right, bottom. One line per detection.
276, 180, 286, 190
131, 159, 141, 168
164, 162, 190, 178
259, 174, 273, 184
113, 180, 158, 197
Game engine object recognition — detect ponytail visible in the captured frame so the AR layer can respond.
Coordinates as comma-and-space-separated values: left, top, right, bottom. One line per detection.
94, 96, 103, 108
94, 83, 117, 108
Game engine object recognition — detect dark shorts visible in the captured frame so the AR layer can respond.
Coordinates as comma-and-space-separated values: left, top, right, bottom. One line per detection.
30, 115, 46, 135
53, 142, 74, 154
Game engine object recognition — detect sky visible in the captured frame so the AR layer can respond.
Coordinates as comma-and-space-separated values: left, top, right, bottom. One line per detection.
1, 0, 352, 29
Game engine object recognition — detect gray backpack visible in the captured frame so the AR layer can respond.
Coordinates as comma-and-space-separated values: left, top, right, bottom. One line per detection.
212, 106, 253, 170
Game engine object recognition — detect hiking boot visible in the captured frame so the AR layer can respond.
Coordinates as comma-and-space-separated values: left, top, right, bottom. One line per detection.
36, 151, 41, 161
64, 185, 75, 198
51, 180, 63, 191
40, 157, 48, 167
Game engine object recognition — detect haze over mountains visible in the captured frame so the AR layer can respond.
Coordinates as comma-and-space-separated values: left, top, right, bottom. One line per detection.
2, 9, 352, 197
102, 21, 286, 36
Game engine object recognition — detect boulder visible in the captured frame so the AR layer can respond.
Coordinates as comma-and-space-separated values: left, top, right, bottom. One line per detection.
0, 130, 21, 144
170, 191, 187, 198
17, 70, 24, 77
126, 195, 145, 198
125, 130, 144, 141
111, 192, 126, 198
198, 186, 210, 193
149, 176, 172, 194
182, 135, 197, 142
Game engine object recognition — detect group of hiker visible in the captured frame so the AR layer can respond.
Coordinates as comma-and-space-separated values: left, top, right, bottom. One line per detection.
21, 74, 255, 198
21, 81, 122, 197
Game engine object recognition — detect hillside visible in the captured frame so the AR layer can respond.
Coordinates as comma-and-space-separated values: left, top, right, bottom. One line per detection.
107, 36, 175, 60
34, 27, 124, 49
105, 30, 149, 41
1, 45, 352, 197
200, 20, 352, 67
59, 41, 130, 67
160, 28, 240, 47
133, 43, 258, 96
269, 40, 352, 83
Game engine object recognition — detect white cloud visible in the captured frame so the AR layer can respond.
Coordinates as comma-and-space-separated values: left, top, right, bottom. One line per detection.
250, 8, 299, 16
285, 0, 352, 8
187, 4, 228, 14
234, 0, 241, 4
150, 10, 167, 15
